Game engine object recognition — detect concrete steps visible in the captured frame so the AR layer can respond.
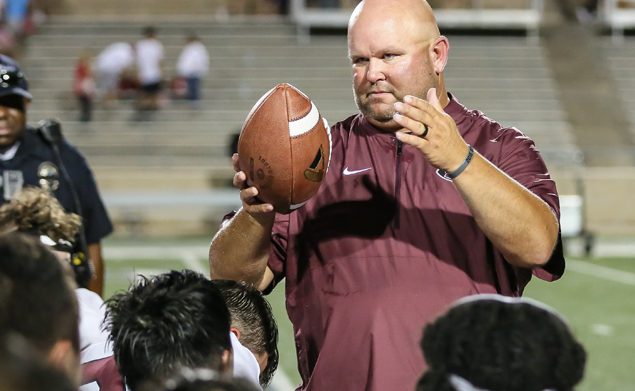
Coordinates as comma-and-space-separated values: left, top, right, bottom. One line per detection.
604, 37, 635, 137
55, 0, 276, 16
20, 19, 583, 235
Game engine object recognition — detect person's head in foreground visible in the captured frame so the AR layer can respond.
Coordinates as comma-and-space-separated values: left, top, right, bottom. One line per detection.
212, 279, 279, 387
0, 333, 76, 391
0, 186, 81, 240
417, 294, 587, 391
0, 186, 81, 264
104, 270, 233, 391
0, 233, 80, 385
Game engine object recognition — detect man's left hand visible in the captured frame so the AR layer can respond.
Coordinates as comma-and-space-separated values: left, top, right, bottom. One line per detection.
392, 88, 469, 173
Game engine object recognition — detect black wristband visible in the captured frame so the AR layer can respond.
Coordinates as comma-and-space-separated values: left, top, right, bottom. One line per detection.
439, 145, 474, 180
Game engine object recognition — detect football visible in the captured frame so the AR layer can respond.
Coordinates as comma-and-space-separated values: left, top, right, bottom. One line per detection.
237, 83, 331, 214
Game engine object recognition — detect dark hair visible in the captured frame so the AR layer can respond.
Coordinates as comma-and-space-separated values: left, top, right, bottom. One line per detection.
143, 26, 157, 36
0, 333, 76, 391
158, 367, 260, 391
0, 233, 79, 354
418, 295, 586, 391
104, 270, 232, 391
212, 280, 279, 387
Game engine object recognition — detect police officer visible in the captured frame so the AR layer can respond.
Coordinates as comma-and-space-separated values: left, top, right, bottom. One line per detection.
0, 54, 112, 296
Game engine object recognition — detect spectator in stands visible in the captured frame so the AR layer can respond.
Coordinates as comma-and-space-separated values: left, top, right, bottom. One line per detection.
104, 270, 233, 391
0, 232, 81, 386
135, 26, 164, 119
176, 33, 209, 109
94, 41, 135, 107
0, 333, 77, 391
417, 294, 587, 391
209, 0, 564, 389
273, 0, 289, 15
73, 50, 95, 122
0, 186, 124, 391
0, 23, 18, 57
0, 54, 113, 296
212, 280, 279, 388
160, 368, 259, 391
576, 0, 599, 22
4, 0, 29, 38
317, 0, 340, 8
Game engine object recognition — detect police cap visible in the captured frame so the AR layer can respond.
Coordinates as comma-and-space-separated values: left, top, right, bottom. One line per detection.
0, 54, 32, 100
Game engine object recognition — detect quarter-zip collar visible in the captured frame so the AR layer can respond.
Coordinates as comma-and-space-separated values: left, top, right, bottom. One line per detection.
393, 137, 403, 228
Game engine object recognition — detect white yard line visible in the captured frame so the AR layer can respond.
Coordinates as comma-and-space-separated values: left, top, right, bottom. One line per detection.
104, 245, 209, 261
105, 246, 208, 274
268, 370, 297, 391
568, 259, 635, 286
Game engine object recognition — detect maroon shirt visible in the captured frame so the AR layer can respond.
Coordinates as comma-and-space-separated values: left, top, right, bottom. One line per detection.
81, 355, 124, 391
266, 95, 564, 390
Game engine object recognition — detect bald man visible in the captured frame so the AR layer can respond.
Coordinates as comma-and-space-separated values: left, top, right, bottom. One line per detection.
210, 1, 564, 389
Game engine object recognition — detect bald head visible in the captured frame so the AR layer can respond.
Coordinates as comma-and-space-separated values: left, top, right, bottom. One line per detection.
346, 0, 450, 130
349, 0, 440, 44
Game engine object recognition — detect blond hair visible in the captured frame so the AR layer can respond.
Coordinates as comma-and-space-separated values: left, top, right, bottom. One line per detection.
0, 187, 81, 243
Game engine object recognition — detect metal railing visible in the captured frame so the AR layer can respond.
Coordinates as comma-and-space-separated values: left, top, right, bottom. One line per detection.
290, 0, 544, 42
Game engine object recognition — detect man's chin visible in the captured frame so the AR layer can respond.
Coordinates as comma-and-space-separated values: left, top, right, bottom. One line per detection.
365, 116, 400, 131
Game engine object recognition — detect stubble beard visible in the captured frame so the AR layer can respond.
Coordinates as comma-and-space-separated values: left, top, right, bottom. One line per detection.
354, 91, 397, 124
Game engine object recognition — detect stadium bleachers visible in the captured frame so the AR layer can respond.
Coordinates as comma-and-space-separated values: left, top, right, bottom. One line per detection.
24, 19, 353, 234
601, 0, 635, 43
291, 0, 545, 41
604, 36, 635, 138
442, 35, 581, 166
20, 0, 635, 236
21, 14, 583, 235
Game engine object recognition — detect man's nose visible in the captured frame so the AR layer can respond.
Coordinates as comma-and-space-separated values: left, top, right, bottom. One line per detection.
366, 58, 386, 83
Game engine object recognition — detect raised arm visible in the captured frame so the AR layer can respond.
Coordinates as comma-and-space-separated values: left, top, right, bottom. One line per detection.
450, 151, 558, 267
393, 89, 559, 268
209, 154, 276, 290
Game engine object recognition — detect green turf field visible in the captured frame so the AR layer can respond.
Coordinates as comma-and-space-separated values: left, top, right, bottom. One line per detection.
102, 237, 635, 390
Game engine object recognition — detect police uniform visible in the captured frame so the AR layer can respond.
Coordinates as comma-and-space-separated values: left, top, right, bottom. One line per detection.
0, 54, 112, 288
0, 126, 113, 248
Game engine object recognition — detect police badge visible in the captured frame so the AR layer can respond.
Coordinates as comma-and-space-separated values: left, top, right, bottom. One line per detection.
2, 170, 24, 200
37, 161, 60, 191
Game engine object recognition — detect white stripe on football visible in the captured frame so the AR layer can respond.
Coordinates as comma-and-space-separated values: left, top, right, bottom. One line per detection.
289, 102, 320, 138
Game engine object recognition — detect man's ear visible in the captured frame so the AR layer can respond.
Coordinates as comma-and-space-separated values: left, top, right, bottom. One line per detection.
230, 326, 241, 340
221, 349, 233, 374
48, 340, 80, 386
48, 340, 72, 366
431, 36, 449, 74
